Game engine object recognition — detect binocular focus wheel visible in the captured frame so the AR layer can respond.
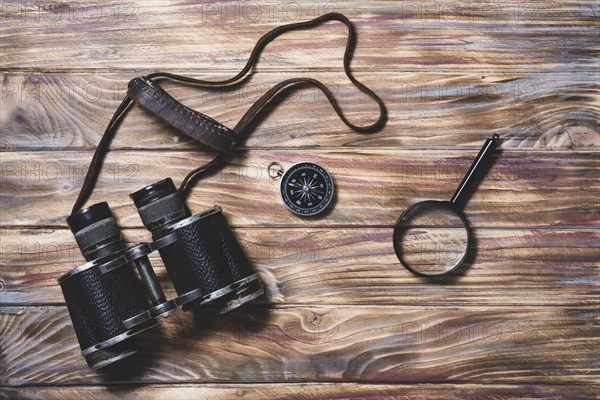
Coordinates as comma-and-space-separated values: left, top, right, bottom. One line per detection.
122, 299, 177, 330
149, 299, 177, 319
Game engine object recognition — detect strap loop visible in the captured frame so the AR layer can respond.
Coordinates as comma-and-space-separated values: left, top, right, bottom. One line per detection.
71, 12, 386, 215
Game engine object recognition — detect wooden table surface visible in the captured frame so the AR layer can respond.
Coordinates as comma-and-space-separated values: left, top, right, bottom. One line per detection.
1, 1, 598, 399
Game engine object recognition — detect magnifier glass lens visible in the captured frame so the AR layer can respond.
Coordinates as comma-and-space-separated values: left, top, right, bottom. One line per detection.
394, 202, 469, 276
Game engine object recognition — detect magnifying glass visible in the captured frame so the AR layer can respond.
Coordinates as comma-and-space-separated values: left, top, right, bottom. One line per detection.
393, 134, 500, 277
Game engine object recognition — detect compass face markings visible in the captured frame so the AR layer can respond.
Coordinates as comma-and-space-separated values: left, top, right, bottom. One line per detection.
279, 162, 334, 216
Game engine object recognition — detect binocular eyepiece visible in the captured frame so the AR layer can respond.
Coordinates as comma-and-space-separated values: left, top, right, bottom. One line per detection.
130, 178, 187, 234
59, 179, 263, 369
67, 202, 125, 261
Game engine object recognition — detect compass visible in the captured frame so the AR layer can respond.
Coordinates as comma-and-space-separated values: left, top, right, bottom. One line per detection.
268, 162, 334, 217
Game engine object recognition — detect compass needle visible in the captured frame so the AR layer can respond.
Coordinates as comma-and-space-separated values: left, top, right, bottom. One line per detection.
275, 162, 335, 217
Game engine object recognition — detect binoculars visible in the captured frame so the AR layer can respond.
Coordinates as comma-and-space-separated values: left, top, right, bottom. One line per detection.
58, 178, 263, 369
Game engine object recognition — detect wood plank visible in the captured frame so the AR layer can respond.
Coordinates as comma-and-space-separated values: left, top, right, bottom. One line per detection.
3, 383, 599, 399
1, 1, 598, 72
1, 228, 598, 306
2, 72, 598, 150
1, 0, 598, 395
1, 305, 597, 385
0, 150, 597, 228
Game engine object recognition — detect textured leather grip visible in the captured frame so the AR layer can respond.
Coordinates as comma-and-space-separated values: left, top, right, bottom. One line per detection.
60, 263, 149, 349
158, 208, 254, 296
127, 77, 237, 152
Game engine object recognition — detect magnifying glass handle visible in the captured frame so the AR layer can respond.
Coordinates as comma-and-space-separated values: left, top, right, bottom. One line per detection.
450, 134, 500, 207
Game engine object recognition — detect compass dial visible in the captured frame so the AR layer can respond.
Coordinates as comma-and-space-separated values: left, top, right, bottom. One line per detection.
280, 162, 334, 216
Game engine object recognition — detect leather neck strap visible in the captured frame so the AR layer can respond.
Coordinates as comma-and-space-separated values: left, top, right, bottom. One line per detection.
71, 12, 387, 215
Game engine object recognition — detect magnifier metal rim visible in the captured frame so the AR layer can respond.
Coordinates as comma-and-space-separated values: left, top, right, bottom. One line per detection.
393, 200, 471, 277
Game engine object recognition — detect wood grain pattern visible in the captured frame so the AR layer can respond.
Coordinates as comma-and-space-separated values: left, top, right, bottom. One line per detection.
1, 228, 598, 306
2, 72, 598, 150
1, 0, 598, 397
3, 383, 600, 400
0, 150, 597, 227
1, 305, 598, 385
1, 1, 598, 72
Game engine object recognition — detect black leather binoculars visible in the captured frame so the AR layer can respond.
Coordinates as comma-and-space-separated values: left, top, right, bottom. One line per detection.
58, 178, 263, 369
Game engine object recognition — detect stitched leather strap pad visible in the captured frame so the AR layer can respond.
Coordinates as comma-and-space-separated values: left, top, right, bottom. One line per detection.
127, 77, 236, 151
